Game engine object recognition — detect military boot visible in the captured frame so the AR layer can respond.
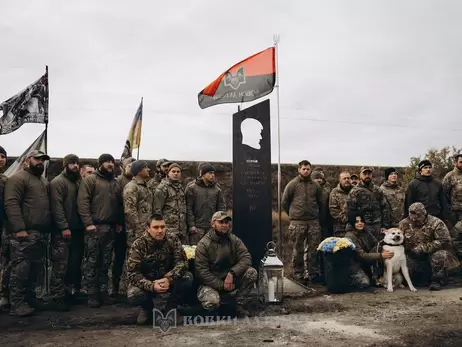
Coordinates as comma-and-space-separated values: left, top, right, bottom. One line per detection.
9, 302, 35, 317
110, 280, 120, 299
136, 307, 151, 325
100, 291, 116, 305
0, 295, 10, 312
87, 293, 101, 308
429, 275, 442, 291
28, 297, 50, 311
53, 298, 70, 312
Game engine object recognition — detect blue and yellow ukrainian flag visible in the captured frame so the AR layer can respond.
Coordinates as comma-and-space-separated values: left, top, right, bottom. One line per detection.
121, 98, 143, 160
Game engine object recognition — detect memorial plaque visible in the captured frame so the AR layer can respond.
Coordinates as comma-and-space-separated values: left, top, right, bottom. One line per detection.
232, 99, 272, 270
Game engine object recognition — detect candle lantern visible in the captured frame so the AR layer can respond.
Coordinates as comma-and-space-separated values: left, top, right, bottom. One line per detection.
258, 241, 284, 304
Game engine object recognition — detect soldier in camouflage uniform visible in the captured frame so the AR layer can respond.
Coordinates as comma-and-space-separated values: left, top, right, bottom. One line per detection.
312, 167, 331, 193
399, 203, 460, 290
49, 154, 83, 311
80, 164, 95, 179
126, 214, 192, 325
185, 163, 226, 245
195, 211, 257, 317
442, 154, 462, 260
380, 167, 405, 228
4, 150, 52, 316
344, 212, 393, 289
148, 158, 171, 193
154, 163, 187, 244
329, 171, 352, 237
350, 174, 359, 186
121, 161, 153, 293
0, 146, 9, 312
312, 171, 332, 238
77, 154, 123, 308
347, 166, 392, 239
110, 157, 135, 297
282, 160, 323, 283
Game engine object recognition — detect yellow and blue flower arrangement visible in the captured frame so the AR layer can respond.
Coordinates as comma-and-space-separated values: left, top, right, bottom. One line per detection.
317, 237, 356, 253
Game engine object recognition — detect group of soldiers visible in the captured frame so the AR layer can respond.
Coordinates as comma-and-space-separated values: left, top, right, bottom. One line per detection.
0, 149, 256, 323
283, 158, 462, 290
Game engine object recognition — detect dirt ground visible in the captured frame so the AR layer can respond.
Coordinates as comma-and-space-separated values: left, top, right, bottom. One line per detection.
0, 283, 461, 347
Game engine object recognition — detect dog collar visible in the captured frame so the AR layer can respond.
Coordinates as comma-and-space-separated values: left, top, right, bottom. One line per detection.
382, 241, 403, 247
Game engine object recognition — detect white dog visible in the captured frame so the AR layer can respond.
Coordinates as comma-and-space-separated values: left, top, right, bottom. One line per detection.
377, 228, 417, 293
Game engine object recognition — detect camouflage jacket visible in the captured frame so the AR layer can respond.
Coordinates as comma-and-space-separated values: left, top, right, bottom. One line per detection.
347, 181, 392, 228
154, 179, 186, 235
185, 178, 226, 230
195, 229, 252, 291
147, 173, 164, 193
126, 231, 188, 292
282, 176, 323, 221
380, 181, 405, 227
50, 170, 83, 232
77, 170, 123, 227
344, 224, 380, 264
443, 168, 462, 212
116, 174, 132, 191
399, 215, 459, 269
329, 184, 350, 233
123, 178, 154, 237
4, 168, 52, 234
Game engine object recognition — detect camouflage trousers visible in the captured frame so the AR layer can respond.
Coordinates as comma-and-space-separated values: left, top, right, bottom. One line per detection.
119, 230, 143, 295
49, 234, 70, 299
82, 225, 115, 295
348, 261, 372, 288
288, 220, 321, 280
0, 232, 11, 298
110, 228, 126, 293
407, 250, 452, 283
450, 211, 462, 260
197, 267, 258, 310
9, 231, 48, 307
127, 271, 193, 310
189, 227, 206, 246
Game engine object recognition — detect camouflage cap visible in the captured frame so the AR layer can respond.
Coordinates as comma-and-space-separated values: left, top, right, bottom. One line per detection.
27, 150, 50, 160
156, 158, 170, 168
409, 202, 426, 215
360, 166, 373, 173
350, 173, 359, 179
211, 211, 232, 222
311, 171, 324, 179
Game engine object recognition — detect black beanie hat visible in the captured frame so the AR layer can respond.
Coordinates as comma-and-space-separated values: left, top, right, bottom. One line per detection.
418, 160, 432, 172
63, 154, 79, 167
98, 153, 115, 167
384, 167, 397, 180
0, 146, 7, 158
200, 164, 215, 176
130, 160, 148, 177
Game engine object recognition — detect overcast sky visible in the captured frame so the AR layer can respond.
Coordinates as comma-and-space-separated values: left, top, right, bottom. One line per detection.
1, 0, 461, 166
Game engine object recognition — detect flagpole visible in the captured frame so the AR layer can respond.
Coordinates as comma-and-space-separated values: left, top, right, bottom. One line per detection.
44, 65, 49, 155
273, 34, 283, 258
137, 97, 143, 160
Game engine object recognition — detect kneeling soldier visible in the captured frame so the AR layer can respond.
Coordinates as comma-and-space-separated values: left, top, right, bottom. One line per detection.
126, 214, 193, 325
195, 211, 257, 317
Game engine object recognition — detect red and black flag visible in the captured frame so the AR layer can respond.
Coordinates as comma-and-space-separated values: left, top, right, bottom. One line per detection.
198, 47, 276, 109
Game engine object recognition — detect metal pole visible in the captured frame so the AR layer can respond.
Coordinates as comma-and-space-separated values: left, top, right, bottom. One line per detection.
137, 97, 143, 160
45, 65, 50, 295
273, 34, 283, 259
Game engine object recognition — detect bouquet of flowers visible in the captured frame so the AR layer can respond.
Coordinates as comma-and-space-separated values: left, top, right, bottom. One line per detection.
182, 245, 197, 260
317, 237, 356, 253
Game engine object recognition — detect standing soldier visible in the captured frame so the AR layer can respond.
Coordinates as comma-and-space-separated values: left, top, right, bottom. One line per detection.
442, 154, 462, 260
282, 160, 323, 283
380, 167, 405, 227
77, 154, 123, 308
404, 160, 449, 222
347, 167, 392, 239
185, 163, 226, 245
329, 171, 352, 237
0, 146, 9, 312
148, 158, 171, 193
311, 171, 332, 238
154, 163, 187, 244
80, 164, 95, 179
49, 154, 82, 311
312, 167, 331, 193
121, 161, 153, 292
110, 157, 135, 298
350, 174, 360, 186
4, 150, 51, 316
